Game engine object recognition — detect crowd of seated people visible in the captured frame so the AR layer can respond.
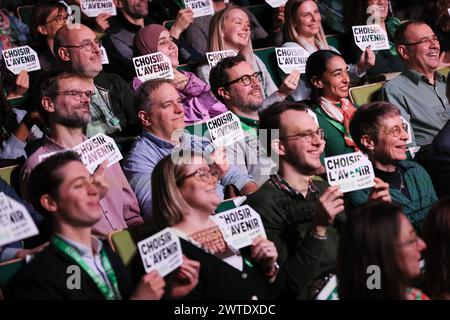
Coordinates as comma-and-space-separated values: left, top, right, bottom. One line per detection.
2, 0, 450, 301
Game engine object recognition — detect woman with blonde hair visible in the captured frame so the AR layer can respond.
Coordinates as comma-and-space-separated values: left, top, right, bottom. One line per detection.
197, 5, 299, 106
151, 152, 284, 299
283, 0, 375, 101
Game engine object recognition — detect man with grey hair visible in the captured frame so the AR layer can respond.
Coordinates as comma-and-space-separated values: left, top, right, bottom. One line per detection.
122, 79, 258, 222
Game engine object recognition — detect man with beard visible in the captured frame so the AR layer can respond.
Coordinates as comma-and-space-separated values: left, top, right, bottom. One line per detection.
210, 55, 278, 185
53, 24, 139, 149
20, 70, 144, 238
245, 101, 390, 299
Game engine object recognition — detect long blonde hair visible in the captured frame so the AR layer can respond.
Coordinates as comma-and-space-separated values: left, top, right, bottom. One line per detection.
208, 5, 254, 62
285, 0, 329, 52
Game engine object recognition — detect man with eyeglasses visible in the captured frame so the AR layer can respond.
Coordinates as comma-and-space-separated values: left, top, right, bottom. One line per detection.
209, 55, 279, 186
380, 21, 450, 148
122, 79, 258, 222
245, 101, 390, 299
20, 69, 144, 239
54, 24, 140, 149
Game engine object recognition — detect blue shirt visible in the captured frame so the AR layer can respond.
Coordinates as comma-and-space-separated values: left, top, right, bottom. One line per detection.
122, 130, 254, 221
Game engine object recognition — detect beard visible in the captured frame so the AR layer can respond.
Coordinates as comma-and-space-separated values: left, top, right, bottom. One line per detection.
231, 92, 262, 114
54, 111, 91, 129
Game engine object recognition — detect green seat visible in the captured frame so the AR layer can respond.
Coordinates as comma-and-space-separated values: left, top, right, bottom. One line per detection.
437, 67, 450, 78
16, 5, 35, 26
109, 230, 137, 267
184, 121, 209, 139
254, 46, 282, 87
163, 20, 174, 30
349, 81, 384, 106
177, 63, 194, 73
0, 259, 25, 291
326, 34, 343, 52
244, 4, 272, 35
0, 165, 18, 186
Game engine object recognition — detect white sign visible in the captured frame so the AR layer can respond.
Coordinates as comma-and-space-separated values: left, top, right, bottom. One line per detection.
275, 47, 309, 74
100, 46, 109, 64
206, 50, 237, 68
206, 111, 245, 147
211, 205, 266, 250
265, 0, 288, 8
80, 0, 117, 17
137, 228, 183, 277
184, 0, 214, 18
325, 152, 375, 193
448, 8, 450, 16
72, 134, 122, 174
0, 193, 39, 247
2, 45, 41, 75
400, 116, 412, 144
133, 52, 174, 82
316, 275, 339, 300
38, 134, 123, 174
352, 24, 390, 51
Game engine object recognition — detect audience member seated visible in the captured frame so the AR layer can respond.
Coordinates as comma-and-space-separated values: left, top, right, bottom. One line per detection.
337, 201, 429, 300
122, 79, 257, 222
20, 70, 143, 238
29, 0, 69, 71
344, 0, 404, 77
8, 151, 198, 300
209, 55, 278, 185
53, 24, 140, 144
380, 21, 450, 147
197, 5, 298, 102
0, 5, 29, 54
348, 101, 437, 234
304, 50, 358, 158
282, 0, 375, 101
132, 24, 227, 124
0, 72, 43, 160
422, 196, 450, 299
151, 152, 282, 299
185, 0, 283, 55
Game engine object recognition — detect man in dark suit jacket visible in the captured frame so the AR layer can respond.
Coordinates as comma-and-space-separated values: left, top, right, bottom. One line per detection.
6, 151, 168, 300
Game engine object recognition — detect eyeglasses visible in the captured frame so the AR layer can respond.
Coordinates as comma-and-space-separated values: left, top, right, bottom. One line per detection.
55, 90, 95, 101
384, 123, 407, 137
225, 71, 263, 87
280, 128, 325, 143
401, 35, 439, 46
45, 12, 69, 25
62, 39, 102, 52
180, 168, 219, 183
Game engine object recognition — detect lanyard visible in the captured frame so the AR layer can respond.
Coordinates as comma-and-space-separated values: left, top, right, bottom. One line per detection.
52, 235, 121, 300
240, 121, 257, 137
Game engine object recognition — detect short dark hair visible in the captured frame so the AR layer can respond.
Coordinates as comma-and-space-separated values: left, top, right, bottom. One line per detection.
209, 54, 247, 104
304, 50, 342, 101
259, 100, 308, 131
394, 21, 426, 46
349, 101, 400, 152
35, 69, 84, 123
29, 0, 67, 40
28, 151, 82, 217
337, 201, 405, 299
135, 79, 174, 113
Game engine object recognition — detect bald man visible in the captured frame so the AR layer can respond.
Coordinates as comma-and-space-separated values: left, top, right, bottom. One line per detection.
54, 24, 139, 145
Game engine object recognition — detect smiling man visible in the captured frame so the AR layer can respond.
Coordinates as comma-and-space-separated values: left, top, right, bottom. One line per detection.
122, 79, 257, 222
381, 21, 450, 147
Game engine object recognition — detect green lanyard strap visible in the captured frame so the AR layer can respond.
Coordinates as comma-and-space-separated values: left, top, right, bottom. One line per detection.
52, 235, 121, 300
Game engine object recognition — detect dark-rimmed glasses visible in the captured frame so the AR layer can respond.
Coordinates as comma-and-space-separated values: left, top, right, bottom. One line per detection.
62, 39, 102, 52
55, 90, 95, 101
225, 71, 263, 87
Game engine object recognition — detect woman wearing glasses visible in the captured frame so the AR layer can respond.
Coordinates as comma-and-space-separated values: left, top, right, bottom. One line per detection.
151, 153, 283, 299
305, 50, 358, 159
348, 101, 438, 234
343, 0, 404, 78
337, 201, 429, 300
198, 5, 299, 103
133, 24, 228, 124
282, 0, 375, 101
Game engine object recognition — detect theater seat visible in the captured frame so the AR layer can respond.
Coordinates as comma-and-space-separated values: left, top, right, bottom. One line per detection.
16, 5, 35, 25
349, 81, 385, 106
0, 258, 25, 294
0, 165, 18, 186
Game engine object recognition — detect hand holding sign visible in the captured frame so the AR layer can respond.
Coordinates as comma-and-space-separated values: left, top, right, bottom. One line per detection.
14, 70, 29, 97
251, 236, 278, 277
356, 46, 376, 74
314, 186, 344, 234
278, 69, 300, 98
210, 146, 229, 180
170, 256, 201, 298
95, 13, 112, 33
131, 270, 166, 300
91, 160, 109, 199
171, 8, 194, 39
368, 177, 391, 203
